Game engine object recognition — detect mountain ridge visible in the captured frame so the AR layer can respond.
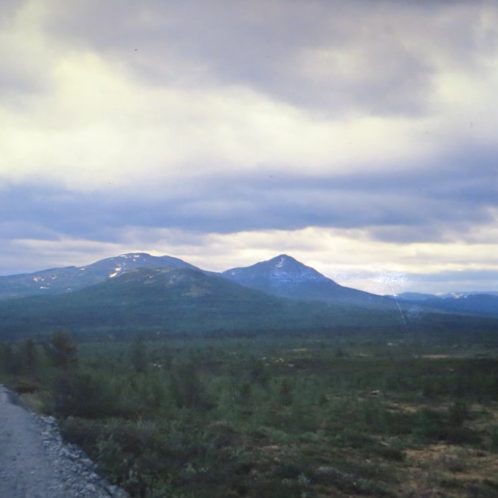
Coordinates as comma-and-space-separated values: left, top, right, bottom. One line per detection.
397, 292, 498, 318
1, 265, 498, 341
222, 254, 392, 308
0, 252, 496, 320
0, 253, 196, 300
0, 266, 406, 340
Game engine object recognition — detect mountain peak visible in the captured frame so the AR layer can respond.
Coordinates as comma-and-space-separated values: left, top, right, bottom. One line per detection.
223, 253, 333, 292
268, 254, 298, 267
89, 252, 197, 278
0, 252, 197, 300
222, 254, 387, 305
119, 252, 151, 259
263, 254, 321, 276
271, 253, 294, 260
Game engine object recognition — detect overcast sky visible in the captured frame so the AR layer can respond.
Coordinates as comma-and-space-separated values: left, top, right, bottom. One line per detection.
1, 0, 497, 294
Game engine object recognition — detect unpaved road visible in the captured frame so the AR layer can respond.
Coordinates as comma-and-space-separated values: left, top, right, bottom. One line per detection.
0, 385, 126, 498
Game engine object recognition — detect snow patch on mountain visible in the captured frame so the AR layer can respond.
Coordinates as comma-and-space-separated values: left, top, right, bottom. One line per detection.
109, 267, 122, 278
267, 255, 325, 283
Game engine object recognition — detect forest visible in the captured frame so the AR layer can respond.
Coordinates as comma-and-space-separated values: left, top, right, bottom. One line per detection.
2, 329, 498, 497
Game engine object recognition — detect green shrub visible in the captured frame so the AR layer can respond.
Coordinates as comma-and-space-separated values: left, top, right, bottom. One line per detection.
12, 377, 41, 394
169, 361, 209, 410
52, 372, 118, 418
490, 427, 498, 452
60, 417, 102, 450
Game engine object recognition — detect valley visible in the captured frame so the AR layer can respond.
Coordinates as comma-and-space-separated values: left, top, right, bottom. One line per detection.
1, 253, 498, 497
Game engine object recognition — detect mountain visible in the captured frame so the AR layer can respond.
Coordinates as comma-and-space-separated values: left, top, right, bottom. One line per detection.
0, 253, 196, 300
1, 263, 497, 341
398, 292, 498, 318
222, 254, 390, 307
1, 251, 496, 337
396, 292, 436, 302
441, 291, 498, 298
0, 266, 407, 340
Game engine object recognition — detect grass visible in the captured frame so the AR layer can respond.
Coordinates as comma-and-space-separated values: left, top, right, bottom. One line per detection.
2, 333, 498, 497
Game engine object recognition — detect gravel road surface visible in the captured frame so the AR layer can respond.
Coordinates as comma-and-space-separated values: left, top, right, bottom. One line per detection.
0, 385, 127, 498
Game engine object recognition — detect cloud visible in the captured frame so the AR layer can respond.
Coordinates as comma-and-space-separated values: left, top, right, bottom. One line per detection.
0, 52, 437, 192
2, 138, 496, 243
41, 0, 498, 115
0, 237, 124, 275
1, 0, 496, 193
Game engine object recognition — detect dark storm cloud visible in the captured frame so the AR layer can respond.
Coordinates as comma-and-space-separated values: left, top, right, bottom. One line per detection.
42, 0, 495, 115
2, 140, 496, 245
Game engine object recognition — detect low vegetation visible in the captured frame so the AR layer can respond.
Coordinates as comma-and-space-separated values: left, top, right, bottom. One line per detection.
2, 330, 498, 497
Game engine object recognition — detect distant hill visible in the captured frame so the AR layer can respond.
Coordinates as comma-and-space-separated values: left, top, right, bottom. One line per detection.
0, 253, 394, 310
222, 254, 392, 308
0, 253, 497, 340
397, 292, 498, 318
396, 292, 436, 302
0, 267, 409, 340
0, 253, 196, 300
1, 265, 497, 341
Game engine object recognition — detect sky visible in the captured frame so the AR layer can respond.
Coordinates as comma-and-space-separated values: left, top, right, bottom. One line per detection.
1, 0, 497, 294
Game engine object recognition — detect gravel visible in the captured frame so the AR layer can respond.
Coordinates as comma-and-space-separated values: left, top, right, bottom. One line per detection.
0, 385, 128, 498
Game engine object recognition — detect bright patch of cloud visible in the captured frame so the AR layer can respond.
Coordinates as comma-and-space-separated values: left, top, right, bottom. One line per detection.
0, 51, 436, 192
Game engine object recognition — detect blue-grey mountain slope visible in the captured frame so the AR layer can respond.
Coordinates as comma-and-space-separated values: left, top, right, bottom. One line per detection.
0, 253, 195, 300
222, 254, 392, 308
395, 292, 436, 302
0, 253, 498, 323
397, 292, 498, 318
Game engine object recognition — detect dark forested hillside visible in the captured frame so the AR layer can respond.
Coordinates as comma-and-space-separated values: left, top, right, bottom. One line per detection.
1, 266, 498, 341
0, 267, 399, 340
